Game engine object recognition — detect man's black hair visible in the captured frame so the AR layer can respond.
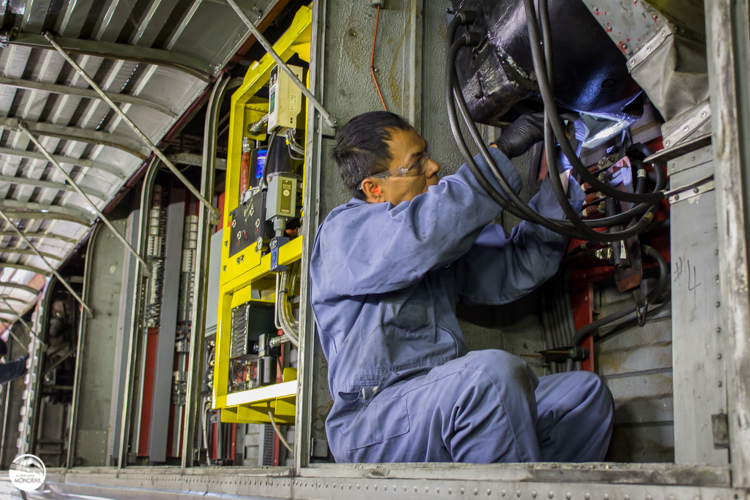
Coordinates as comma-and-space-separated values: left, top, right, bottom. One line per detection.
331, 111, 413, 199
0, 338, 7, 358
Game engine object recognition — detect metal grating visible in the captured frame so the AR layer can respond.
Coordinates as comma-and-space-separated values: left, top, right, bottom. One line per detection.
0, 0, 280, 330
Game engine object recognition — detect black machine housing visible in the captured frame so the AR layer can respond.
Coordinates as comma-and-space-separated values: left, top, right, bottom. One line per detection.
451, 0, 643, 126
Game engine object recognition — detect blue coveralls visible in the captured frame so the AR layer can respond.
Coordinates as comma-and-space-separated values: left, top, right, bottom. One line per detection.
310, 147, 614, 463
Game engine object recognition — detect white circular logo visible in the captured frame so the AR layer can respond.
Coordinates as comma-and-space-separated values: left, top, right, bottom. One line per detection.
9, 454, 46, 491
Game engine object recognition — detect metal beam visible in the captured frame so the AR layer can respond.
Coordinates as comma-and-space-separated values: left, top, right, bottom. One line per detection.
0, 295, 43, 346
0, 173, 106, 199
167, 152, 227, 170
0, 282, 41, 295
0, 75, 177, 118
0, 296, 29, 305
0, 247, 62, 260
0, 117, 150, 159
17, 123, 152, 277
44, 33, 222, 224
0, 210, 92, 316
0, 146, 126, 179
2, 32, 213, 81
0, 210, 90, 225
0, 230, 77, 245
0, 200, 94, 226
226, 0, 338, 129
0, 261, 52, 276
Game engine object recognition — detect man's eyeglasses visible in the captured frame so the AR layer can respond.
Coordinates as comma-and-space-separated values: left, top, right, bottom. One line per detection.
358, 145, 430, 191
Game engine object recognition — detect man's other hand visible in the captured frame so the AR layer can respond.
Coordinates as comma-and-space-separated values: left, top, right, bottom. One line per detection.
495, 112, 545, 159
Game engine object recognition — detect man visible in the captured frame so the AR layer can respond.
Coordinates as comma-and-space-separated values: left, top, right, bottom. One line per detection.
310, 111, 613, 464
0, 338, 28, 385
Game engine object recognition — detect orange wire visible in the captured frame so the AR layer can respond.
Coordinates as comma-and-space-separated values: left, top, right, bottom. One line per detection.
370, 5, 388, 112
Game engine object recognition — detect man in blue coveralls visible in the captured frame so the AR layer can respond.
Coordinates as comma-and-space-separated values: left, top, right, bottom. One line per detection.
310, 111, 614, 463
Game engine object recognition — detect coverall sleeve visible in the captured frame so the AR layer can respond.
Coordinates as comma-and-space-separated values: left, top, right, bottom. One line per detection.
314, 148, 522, 296
0, 355, 28, 385
453, 175, 586, 305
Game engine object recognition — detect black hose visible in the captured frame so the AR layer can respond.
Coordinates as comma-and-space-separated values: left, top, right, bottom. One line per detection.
521, 0, 665, 205
571, 245, 669, 346
447, 28, 661, 232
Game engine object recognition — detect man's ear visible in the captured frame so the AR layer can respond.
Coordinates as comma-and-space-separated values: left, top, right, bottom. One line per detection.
361, 179, 384, 203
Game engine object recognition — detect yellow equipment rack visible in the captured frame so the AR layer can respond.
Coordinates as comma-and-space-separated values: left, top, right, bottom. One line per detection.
214, 5, 312, 426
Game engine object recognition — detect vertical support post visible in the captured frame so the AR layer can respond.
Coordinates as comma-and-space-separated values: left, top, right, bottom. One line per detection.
16, 122, 152, 277
705, 0, 750, 487
0, 210, 92, 316
181, 73, 231, 471
294, 0, 327, 473
42, 32, 222, 224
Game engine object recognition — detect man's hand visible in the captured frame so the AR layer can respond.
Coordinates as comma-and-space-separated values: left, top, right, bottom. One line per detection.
495, 112, 545, 159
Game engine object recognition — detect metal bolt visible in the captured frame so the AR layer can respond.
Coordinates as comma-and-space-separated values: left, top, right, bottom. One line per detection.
222, 265, 226, 272
717, 327, 722, 333
718, 354, 722, 359
475, 489, 479, 496
517, 490, 522, 498
716, 275, 720, 282
585, 494, 591, 500
716, 301, 721, 307
393, 486, 396, 492
718, 381, 723, 387
566, 493, 572, 500
665, 140, 671, 147
533, 491, 538, 498
715, 249, 719, 255
674, 195, 679, 201
488, 490, 492, 496
549, 492, 554, 499
683, 126, 689, 132
701, 111, 708, 118
224, 240, 228, 247
693, 187, 700, 193
437, 487, 441, 493
604, 495, 610, 500
646, 495, 653, 500
624, 496, 630, 500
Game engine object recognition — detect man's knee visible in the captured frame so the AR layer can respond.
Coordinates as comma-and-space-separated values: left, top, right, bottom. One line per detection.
573, 371, 613, 415
457, 350, 538, 396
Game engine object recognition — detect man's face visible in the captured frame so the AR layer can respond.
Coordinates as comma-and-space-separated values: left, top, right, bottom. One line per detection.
361, 127, 440, 205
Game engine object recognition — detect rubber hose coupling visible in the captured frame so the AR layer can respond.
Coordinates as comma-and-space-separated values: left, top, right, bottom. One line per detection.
462, 31, 482, 47
455, 10, 476, 25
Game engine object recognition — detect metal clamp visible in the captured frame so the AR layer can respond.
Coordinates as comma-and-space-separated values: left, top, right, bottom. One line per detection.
627, 25, 673, 72
667, 174, 716, 204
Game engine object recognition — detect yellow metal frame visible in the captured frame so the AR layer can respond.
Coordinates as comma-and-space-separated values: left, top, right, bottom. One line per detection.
214, 5, 312, 424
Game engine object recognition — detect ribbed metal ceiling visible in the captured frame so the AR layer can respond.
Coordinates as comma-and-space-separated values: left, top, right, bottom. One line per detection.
0, 0, 275, 328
